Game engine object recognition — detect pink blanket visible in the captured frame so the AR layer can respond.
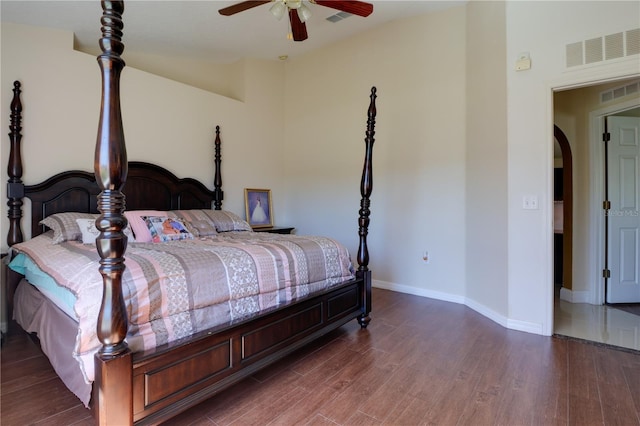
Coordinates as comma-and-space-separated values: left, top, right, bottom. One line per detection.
11, 231, 354, 384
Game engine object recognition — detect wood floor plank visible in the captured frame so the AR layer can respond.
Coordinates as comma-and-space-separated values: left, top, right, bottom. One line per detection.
290, 337, 355, 377
421, 325, 500, 425
305, 413, 338, 425
356, 365, 420, 421
32, 406, 94, 426
164, 399, 217, 426
593, 346, 640, 425
454, 330, 510, 426
0, 328, 41, 365
267, 385, 338, 425
1, 376, 88, 425
295, 347, 364, 391
344, 410, 382, 425
567, 339, 605, 425
381, 394, 431, 425
198, 379, 262, 426
532, 339, 569, 425
318, 363, 392, 424
622, 363, 640, 417
0, 353, 59, 394
228, 383, 308, 426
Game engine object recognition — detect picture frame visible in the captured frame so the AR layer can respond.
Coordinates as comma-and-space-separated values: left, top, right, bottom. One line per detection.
244, 188, 273, 228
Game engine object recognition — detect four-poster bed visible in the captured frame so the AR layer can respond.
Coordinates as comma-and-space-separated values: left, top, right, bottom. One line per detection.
5, 1, 378, 425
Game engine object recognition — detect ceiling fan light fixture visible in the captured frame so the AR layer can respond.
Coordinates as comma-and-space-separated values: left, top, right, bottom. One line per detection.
297, 3, 312, 23
269, 1, 287, 20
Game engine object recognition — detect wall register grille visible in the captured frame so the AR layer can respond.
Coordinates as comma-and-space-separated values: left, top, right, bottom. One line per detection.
566, 28, 640, 68
600, 80, 640, 104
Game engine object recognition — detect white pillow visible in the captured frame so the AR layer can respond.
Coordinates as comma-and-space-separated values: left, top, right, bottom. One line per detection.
76, 218, 134, 245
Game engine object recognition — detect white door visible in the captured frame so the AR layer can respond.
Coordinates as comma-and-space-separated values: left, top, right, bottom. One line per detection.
607, 116, 640, 303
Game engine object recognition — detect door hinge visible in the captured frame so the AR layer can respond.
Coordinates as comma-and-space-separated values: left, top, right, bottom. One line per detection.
603, 269, 611, 278
603, 132, 610, 142
603, 200, 611, 210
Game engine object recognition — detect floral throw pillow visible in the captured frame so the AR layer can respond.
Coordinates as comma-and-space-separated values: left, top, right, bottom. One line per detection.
142, 216, 194, 243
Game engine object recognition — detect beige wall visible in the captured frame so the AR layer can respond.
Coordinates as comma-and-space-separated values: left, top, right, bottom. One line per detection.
282, 6, 468, 300
465, 1, 508, 317
0, 22, 285, 249
116, 50, 246, 100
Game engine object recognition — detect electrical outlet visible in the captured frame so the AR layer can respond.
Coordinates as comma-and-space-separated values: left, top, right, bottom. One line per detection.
422, 250, 430, 264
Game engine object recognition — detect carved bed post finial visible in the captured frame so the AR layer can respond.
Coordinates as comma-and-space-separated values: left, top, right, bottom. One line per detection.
356, 86, 377, 328
214, 125, 224, 210
357, 86, 376, 271
7, 81, 24, 247
93, 1, 133, 424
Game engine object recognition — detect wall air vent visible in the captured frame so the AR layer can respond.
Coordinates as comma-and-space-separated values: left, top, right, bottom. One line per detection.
566, 42, 583, 68
605, 33, 624, 60
565, 27, 640, 68
326, 11, 351, 23
585, 37, 604, 64
600, 80, 640, 104
627, 28, 640, 56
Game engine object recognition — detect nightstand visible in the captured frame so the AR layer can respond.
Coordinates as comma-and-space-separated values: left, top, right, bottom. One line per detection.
254, 227, 295, 234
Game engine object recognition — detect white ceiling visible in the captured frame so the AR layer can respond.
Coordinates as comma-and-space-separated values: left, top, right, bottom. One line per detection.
1, 0, 465, 63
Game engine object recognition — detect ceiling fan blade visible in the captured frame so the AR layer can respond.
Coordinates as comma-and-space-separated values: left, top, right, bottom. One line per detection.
289, 9, 308, 41
313, 0, 373, 17
218, 1, 271, 16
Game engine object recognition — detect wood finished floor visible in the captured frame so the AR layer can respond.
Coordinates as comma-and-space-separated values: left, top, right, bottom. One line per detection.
2, 288, 640, 425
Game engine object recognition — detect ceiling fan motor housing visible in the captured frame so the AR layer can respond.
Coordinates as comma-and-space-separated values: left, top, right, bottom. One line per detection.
218, 0, 374, 42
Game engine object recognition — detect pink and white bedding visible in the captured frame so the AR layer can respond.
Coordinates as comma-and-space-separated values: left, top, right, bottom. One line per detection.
10, 230, 354, 386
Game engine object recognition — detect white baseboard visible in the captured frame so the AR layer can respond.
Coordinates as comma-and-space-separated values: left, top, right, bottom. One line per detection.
559, 287, 591, 304
372, 280, 543, 335
373, 280, 464, 304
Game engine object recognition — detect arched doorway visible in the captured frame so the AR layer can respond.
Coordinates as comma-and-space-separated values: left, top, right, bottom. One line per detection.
554, 125, 573, 292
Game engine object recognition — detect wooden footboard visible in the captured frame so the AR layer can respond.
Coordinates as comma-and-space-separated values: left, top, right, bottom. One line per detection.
131, 279, 364, 425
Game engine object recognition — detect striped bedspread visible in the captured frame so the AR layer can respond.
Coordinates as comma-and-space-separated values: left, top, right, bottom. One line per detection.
10, 231, 355, 384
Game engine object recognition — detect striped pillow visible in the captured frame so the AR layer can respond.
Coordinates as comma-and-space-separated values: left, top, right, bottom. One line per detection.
40, 212, 98, 244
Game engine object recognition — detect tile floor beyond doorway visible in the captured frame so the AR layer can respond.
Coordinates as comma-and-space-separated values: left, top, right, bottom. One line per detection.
554, 297, 640, 351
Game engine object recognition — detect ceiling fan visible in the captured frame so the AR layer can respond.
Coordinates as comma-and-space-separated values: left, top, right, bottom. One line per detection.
218, 0, 374, 42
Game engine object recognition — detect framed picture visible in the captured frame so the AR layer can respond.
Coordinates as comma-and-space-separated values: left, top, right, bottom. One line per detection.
244, 188, 273, 228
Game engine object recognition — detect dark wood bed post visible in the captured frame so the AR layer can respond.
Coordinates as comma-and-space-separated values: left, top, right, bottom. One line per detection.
213, 125, 223, 210
356, 86, 376, 328
7, 81, 24, 248
92, 1, 133, 425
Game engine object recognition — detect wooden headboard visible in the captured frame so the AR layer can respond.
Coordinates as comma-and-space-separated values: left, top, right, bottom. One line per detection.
21, 162, 221, 240
6, 83, 223, 245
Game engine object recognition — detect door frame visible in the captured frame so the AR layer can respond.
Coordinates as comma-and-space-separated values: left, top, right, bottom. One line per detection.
589, 98, 640, 305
